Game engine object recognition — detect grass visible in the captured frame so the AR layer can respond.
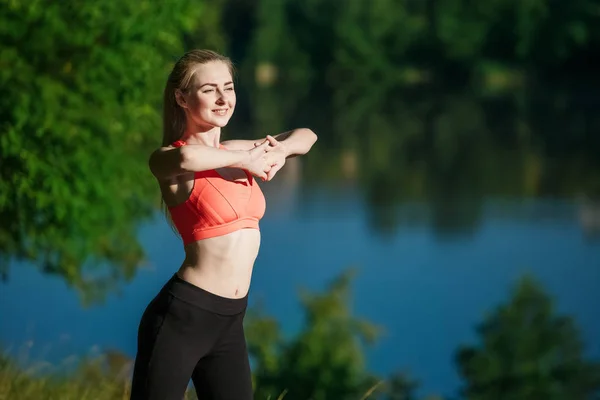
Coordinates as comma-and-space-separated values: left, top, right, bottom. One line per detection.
0, 350, 385, 400
0, 349, 138, 400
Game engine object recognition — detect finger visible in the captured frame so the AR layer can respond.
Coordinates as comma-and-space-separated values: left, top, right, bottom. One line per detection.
267, 163, 281, 181
266, 135, 279, 146
255, 135, 271, 146
259, 164, 270, 179
255, 140, 270, 151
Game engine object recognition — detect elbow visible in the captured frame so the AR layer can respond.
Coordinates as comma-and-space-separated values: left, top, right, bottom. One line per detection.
298, 127, 317, 144
305, 128, 318, 147
293, 128, 317, 156
148, 150, 162, 178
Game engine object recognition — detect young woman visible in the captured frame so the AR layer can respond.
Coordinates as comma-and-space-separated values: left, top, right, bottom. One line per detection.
130, 49, 317, 399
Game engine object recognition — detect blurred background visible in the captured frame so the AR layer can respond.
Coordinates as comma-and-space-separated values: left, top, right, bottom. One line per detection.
1, 0, 600, 399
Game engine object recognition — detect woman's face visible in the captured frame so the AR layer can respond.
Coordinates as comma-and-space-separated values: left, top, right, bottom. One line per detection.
177, 61, 236, 129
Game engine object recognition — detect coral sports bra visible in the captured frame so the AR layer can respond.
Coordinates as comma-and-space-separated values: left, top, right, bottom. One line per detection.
167, 140, 266, 244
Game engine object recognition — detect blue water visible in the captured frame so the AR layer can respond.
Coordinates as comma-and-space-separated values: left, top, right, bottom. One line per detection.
1, 187, 599, 397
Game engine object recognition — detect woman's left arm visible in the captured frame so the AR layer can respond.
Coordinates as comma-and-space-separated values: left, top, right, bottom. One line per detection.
222, 128, 317, 181
222, 128, 317, 158
268, 128, 318, 158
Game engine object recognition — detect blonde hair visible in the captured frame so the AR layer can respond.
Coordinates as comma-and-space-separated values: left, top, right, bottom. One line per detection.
160, 49, 235, 231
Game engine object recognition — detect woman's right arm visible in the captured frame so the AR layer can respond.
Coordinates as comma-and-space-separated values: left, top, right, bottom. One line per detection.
149, 141, 271, 181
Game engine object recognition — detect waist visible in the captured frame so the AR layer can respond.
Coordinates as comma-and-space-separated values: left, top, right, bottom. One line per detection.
178, 229, 260, 298
182, 228, 261, 262
166, 273, 248, 315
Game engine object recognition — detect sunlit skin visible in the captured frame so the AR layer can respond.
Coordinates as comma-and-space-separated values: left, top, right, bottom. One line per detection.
177, 61, 237, 135
154, 60, 317, 298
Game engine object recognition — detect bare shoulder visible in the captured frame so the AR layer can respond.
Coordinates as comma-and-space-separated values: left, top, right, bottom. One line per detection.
150, 145, 195, 206
148, 144, 183, 181
150, 144, 178, 156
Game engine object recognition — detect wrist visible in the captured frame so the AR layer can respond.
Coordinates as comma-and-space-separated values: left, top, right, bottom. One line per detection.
280, 142, 291, 158
233, 150, 251, 169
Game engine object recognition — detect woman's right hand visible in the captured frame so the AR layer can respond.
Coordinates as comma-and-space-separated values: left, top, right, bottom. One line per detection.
241, 140, 272, 181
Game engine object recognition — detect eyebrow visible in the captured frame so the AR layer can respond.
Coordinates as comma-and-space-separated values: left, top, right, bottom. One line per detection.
199, 81, 234, 88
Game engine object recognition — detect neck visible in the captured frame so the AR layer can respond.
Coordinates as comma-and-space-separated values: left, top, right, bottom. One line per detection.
182, 124, 221, 148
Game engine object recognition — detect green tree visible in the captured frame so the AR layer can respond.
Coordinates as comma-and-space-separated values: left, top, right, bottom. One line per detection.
0, 1, 223, 303
246, 269, 439, 400
238, 0, 313, 140
333, 0, 427, 86
455, 275, 600, 399
381, 372, 420, 400
247, 269, 386, 400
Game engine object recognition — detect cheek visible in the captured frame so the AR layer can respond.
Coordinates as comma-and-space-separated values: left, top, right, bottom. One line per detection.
194, 97, 212, 113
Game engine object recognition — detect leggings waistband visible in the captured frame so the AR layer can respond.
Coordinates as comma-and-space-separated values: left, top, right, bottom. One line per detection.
165, 273, 248, 315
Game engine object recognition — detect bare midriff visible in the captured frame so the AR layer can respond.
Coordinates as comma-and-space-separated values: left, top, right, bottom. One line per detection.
176, 228, 261, 299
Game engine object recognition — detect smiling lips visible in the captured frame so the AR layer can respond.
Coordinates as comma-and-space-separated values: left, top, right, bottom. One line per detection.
212, 109, 228, 116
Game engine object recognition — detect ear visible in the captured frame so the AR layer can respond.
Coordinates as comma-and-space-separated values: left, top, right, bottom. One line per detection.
175, 89, 188, 109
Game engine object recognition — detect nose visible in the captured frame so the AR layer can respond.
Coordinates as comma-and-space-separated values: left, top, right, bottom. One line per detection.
216, 89, 228, 105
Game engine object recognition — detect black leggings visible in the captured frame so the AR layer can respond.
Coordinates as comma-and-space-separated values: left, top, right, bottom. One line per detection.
130, 274, 252, 400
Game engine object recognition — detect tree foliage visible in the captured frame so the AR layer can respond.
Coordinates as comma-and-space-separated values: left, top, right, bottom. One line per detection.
245, 269, 428, 400
239, 0, 600, 91
0, 0, 222, 300
455, 275, 600, 399
246, 270, 379, 399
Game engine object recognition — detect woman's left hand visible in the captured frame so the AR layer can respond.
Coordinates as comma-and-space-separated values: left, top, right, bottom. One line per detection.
255, 135, 287, 181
